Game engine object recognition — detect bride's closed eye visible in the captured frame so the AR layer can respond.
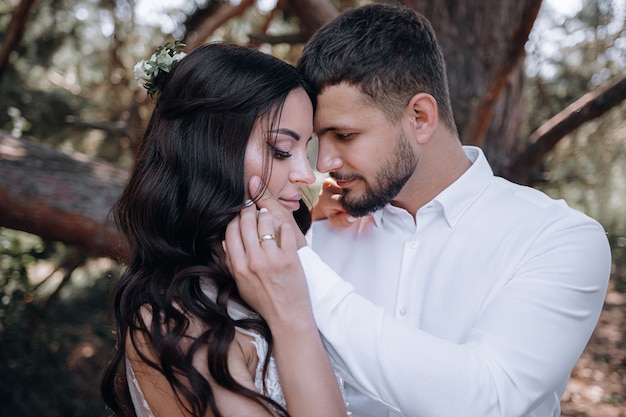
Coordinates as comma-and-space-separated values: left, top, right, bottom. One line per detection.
269, 143, 292, 159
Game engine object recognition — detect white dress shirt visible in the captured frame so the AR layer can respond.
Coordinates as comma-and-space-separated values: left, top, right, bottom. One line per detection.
299, 146, 611, 417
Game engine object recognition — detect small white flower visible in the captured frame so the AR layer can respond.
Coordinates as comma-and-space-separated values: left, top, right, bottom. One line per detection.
173, 51, 187, 62
134, 60, 146, 79
134, 60, 153, 86
156, 50, 174, 69
134, 41, 186, 97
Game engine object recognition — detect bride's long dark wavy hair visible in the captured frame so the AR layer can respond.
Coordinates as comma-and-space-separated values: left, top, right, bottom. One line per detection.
101, 42, 315, 417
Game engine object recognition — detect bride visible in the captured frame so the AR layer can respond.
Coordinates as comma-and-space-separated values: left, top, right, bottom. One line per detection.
101, 42, 346, 417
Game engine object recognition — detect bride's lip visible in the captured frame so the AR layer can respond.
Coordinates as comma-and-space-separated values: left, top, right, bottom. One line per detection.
279, 196, 302, 211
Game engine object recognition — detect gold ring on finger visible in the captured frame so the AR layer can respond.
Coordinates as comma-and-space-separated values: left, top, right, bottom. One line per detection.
259, 234, 276, 244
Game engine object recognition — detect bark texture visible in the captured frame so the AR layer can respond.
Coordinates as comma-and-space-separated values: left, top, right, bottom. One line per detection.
402, 0, 542, 173
0, 131, 128, 259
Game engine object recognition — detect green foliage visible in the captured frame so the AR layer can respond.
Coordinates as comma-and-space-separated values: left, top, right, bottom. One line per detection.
0, 229, 118, 417
526, 0, 626, 238
0, 230, 59, 304
525, 0, 625, 133
1, 0, 167, 162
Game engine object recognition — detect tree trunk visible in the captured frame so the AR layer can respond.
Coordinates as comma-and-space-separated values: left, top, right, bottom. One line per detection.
0, 131, 128, 259
402, 0, 542, 173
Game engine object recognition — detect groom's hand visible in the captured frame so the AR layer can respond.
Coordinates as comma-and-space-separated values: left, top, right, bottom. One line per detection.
311, 178, 359, 228
249, 176, 308, 248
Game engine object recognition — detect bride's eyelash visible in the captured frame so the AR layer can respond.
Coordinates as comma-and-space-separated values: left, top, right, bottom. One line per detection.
269, 144, 291, 159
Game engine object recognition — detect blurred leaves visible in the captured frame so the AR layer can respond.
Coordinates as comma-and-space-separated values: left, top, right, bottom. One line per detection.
0, 229, 118, 417
526, 0, 626, 236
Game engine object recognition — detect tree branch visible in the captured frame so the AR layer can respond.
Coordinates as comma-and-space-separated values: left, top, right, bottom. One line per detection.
507, 75, 626, 185
64, 116, 131, 137
283, 0, 338, 35
0, 0, 36, 84
42, 249, 87, 311
184, 0, 257, 50
247, 32, 310, 45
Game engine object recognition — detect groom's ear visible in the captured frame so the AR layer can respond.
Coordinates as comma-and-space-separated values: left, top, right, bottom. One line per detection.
405, 92, 438, 145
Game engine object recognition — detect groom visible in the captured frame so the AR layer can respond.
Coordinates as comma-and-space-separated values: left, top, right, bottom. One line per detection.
229, 3, 611, 416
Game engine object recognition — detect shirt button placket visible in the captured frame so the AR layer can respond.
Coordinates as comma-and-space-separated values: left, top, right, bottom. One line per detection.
396, 239, 418, 320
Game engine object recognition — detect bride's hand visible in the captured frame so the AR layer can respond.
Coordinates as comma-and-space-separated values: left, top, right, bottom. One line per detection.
224, 193, 347, 417
224, 204, 312, 327
247, 175, 308, 248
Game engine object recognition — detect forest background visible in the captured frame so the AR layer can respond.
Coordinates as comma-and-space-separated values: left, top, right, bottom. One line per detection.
0, 0, 625, 415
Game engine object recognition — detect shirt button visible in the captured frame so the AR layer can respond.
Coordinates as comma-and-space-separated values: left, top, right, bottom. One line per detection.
399, 307, 407, 317
408, 240, 418, 249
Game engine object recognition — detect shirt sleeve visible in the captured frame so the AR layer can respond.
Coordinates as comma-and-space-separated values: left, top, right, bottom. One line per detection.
298, 219, 611, 417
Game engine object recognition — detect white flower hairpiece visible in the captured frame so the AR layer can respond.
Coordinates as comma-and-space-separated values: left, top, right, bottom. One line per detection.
134, 41, 187, 98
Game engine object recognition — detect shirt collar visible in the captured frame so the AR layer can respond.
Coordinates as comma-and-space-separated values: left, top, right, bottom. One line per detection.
370, 146, 494, 228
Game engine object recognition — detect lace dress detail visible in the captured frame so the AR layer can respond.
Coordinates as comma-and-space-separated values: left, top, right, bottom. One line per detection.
126, 327, 286, 417
126, 278, 345, 416
236, 327, 285, 407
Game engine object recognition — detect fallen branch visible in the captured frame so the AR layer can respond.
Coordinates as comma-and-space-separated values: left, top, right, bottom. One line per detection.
0, 131, 128, 259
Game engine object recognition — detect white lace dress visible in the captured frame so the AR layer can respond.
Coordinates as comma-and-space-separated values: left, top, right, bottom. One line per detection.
126, 279, 345, 416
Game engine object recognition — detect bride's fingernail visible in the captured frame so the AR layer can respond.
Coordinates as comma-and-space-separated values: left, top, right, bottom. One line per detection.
259, 207, 269, 213
221, 240, 227, 252
244, 199, 254, 207
347, 216, 357, 223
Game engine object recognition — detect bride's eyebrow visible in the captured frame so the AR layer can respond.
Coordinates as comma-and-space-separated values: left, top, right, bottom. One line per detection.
268, 128, 301, 141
